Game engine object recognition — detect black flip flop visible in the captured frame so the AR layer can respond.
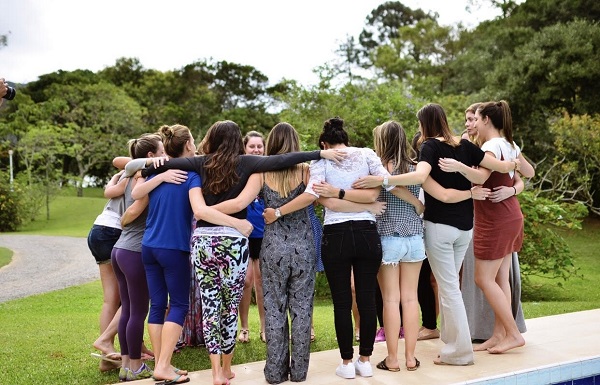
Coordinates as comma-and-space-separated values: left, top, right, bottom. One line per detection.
376, 358, 400, 372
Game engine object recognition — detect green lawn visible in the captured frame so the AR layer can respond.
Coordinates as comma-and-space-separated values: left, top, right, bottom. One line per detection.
0, 190, 598, 384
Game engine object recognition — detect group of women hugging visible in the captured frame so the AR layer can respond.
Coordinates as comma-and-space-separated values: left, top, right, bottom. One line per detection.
86, 99, 534, 384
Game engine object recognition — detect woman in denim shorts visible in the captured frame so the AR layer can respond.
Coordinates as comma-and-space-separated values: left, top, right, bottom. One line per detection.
372, 121, 425, 372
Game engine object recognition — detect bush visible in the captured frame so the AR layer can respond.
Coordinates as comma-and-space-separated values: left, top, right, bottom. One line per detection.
0, 172, 23, 232
519, 191, 588, 285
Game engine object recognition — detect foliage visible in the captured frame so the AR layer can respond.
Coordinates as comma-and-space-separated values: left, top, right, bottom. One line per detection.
532, 112, 600, 215
0, 172, 23, 232
518, 191, 587, 284
277, 79, 423, 149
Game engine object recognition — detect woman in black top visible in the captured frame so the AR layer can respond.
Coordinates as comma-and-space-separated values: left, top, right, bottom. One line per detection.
353, 104, 519, 366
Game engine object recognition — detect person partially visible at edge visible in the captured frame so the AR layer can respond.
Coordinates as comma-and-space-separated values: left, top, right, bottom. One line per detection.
439, 100, 533, 354
140, 120, 345, 385
352, 103, 520, 366
88, 154, 154, 372
237, 131, 267, 344
460, 102, 530, 346
371, 120, 425, 372
111, 133, 164, 381
0, 78, 8, 105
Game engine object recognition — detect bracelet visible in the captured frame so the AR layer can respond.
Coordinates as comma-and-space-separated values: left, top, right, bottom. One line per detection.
470, 189, 473, 199
512, 160, 517, 171
512, 186, 517, 196
382, 175, 389, 188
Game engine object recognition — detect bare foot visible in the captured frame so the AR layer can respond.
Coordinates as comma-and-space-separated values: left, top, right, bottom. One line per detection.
473, 335, 503, 351
213, 374, 228, 385
154, 371, 189, 383
172, 366, 188, 375
223, 369, 235, 380
488, 335, 525, 354
93, 339, 117, 356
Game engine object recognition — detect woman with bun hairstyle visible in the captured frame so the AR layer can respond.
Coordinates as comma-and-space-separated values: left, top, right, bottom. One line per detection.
353, 103, 520, 366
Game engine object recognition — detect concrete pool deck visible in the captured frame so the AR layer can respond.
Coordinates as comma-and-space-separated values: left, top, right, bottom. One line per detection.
120, 308, 600, 385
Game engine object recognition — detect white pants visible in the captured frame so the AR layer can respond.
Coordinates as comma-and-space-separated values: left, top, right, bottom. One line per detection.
424, 221, 474, 365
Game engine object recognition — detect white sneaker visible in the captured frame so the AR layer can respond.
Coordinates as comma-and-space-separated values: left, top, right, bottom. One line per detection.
355, 359, 373, 377
335, 361, 356, 379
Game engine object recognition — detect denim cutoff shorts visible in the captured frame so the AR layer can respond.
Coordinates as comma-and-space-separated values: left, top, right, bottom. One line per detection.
87, 225, 122, 264
381, 234, 426, 264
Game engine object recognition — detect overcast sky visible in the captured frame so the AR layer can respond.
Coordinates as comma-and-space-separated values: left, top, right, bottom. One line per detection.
1, 0, 500, 86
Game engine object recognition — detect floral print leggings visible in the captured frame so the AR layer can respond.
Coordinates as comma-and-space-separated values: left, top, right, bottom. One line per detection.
191, 231, 249, 355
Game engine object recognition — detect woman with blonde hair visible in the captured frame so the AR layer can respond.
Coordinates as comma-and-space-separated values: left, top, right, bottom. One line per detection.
372, 120, 424, 372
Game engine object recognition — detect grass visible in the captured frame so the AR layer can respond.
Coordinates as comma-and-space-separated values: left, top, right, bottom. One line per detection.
1, 189, 599, 384
521, 217, 600, 318
0, 247, 11, 268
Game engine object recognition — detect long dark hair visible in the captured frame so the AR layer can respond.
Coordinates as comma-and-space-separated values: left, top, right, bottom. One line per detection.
201, 120, 245, 194
416, 103, 458, 147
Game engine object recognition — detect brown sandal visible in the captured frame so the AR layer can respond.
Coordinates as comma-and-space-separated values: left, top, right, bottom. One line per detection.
406, 358, 420, 371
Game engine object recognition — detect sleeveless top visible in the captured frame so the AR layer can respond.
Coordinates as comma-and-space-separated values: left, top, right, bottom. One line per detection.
260, 177, 315, 266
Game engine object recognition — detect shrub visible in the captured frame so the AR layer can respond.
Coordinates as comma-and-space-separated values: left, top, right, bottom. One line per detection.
519, 191, 588, 285
0, 172, 23, 232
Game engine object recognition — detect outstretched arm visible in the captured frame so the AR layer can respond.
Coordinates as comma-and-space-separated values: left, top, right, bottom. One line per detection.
352, 161, 432, 188
212, 174, 262, 214
130, 170, 188, 200
422, 176, 490, 203
104, 171, 127, 199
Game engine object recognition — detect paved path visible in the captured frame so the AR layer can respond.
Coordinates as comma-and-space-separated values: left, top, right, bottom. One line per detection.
0, 234, 99, 303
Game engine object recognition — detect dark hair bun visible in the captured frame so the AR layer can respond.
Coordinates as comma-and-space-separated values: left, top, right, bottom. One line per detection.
324, 117, 344, 132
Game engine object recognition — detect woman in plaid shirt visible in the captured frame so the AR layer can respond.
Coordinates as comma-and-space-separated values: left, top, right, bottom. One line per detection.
372, 121, 425, 372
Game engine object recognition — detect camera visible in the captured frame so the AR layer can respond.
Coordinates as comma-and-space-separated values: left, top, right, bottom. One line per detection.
2, 86, 16, 100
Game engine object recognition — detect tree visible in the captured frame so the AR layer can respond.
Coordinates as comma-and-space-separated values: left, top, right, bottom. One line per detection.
490, 20, 600, 150
52, 82, 145, 195
532, 112, 600, 215
276, 79, 423, 149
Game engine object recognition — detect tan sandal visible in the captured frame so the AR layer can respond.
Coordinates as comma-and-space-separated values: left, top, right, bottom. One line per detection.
237, 329, 249, 343
260, 331, 266, 343
310, 327, 316, 343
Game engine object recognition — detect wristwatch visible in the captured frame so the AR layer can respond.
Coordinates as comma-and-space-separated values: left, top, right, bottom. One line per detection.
382, 175, 389, 188
338, 188, 346, 200
275, 208, 282, 218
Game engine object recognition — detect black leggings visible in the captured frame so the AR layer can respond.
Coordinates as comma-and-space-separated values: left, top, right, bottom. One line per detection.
418, 258, 437, 329
322, 220, 382, 359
